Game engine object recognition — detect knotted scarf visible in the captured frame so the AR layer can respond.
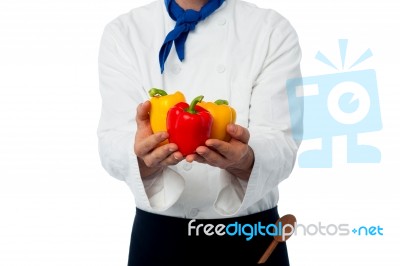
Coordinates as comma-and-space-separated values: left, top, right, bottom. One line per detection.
159, 0, 225, 73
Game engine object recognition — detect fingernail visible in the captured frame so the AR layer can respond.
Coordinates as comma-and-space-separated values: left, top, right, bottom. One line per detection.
228, 124, 235, 132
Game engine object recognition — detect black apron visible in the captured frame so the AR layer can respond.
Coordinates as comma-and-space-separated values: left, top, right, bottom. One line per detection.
128, 206, 290, 266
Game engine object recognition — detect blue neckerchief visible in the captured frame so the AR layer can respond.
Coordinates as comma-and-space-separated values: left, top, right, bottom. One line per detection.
159, 0, 225, 73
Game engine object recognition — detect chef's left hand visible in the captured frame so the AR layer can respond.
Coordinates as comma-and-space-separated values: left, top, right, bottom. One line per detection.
186, 124, 254, 181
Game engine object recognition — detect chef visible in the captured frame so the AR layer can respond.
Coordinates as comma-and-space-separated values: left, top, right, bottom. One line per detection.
97, 0, 302, 265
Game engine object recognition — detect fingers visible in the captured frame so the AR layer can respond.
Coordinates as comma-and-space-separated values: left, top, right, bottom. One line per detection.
134, 101, 186, 170
205, 139, 232, 157
134, 114, 251, 170
163, 151, 184, 166
136, 101, 151, 129
227, 124, 250, 144
205, 138, 248, 161
185, 153, 206, 164
140, 143, 184, 168
196, 146, 230, 169
195, 133, 250, 169
134, 132, 169, 157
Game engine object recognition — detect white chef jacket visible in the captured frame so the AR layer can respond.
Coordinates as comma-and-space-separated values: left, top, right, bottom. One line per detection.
97, 0, 302, 219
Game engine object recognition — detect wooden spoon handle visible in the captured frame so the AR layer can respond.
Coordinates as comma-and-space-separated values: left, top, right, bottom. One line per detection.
258, 240, 278, 264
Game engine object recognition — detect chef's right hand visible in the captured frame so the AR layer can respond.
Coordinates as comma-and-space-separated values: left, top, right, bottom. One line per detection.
134, 101, 184, 179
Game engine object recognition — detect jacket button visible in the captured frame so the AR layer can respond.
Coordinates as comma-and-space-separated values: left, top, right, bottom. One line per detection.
217, 18, 226, 26
172, 64, 181, 74
216, 64, 226, 73
189, 208, 199, 217
183, 162, 192, 171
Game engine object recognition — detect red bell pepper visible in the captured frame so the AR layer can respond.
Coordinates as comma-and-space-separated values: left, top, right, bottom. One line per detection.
167, 95, 213, 156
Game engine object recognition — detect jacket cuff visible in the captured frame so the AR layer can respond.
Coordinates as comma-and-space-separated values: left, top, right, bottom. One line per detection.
212, 135, 267, 217
213, 169, 247, 216
126, 154, 185, 212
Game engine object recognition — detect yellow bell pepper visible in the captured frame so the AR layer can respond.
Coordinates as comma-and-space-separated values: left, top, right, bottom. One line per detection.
148, 88, 186, 144
198, 99, 236, 141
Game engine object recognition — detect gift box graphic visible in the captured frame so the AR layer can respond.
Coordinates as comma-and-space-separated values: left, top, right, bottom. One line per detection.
286, 39, 382, 168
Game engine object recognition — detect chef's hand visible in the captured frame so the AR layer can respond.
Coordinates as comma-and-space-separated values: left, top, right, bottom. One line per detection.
134, 101, 184, 179
186, 124, 254, 181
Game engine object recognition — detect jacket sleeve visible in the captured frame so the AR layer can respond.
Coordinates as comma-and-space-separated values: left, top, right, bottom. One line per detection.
214, 13, 303, 216
97, 21, 184, 212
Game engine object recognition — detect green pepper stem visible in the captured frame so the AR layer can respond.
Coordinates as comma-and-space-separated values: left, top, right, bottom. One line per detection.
214, 99, 229, 105
149, 88, 168, 97
187, 95, 204, 114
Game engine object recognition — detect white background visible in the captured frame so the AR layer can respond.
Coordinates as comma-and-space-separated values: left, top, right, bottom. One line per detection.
1, 0, 399, 265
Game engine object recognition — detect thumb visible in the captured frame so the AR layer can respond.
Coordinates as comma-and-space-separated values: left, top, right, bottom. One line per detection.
227, 124, 250, 144
136, 101, 151, 128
